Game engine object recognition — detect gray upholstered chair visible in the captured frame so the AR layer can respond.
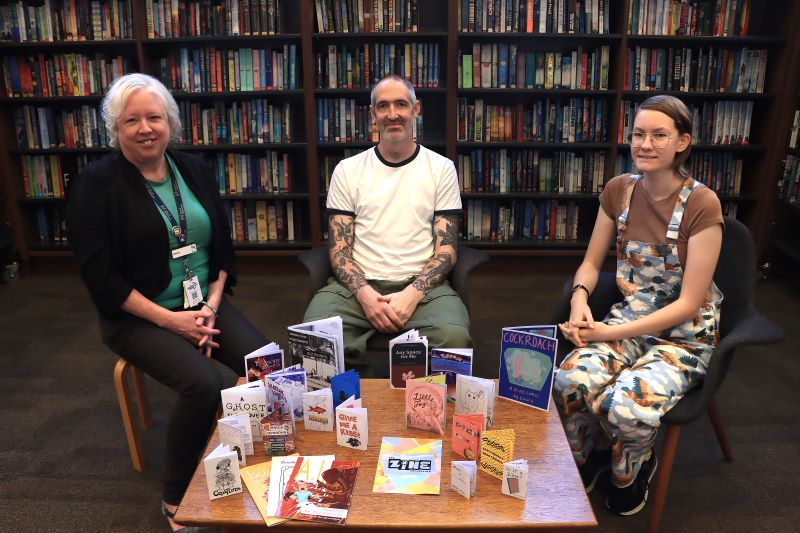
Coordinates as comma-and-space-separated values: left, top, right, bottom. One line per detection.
550, 217, 784, 532
298, 245, 489, 377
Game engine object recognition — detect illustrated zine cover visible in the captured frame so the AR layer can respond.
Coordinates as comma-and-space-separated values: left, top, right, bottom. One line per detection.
389, 329, 428, 388
405, 378, 447, 435
372, 437, 443, 495
276, 458, 361, 525
243, 342, 284, 382
454, 374, 496, 427
430, 348, 473, 400
203, 443, 242, 500
220, 380, 267, 441
451, 413, 484, 461
266, 365, 307, 421
266, 455, 334, 519
335, 395, 368, 451
240, 456, 296, 528
288, 317, 345, 391
498, 325, 558, 411
302, 388, 334, 432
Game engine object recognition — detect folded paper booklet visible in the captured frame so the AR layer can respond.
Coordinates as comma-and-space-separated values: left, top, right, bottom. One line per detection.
266, 365, 307, 421
502, 459, 529, 500
373, 436, 443, 495
389, 329, 428, 388
221, 380, 267, 442
405, 376, 447, 435
331, 368, 361, 409
266, 456, 334, 520
302, 387, 334, 432
336, 395, 368, 451
262, 379, 296, 455
499, 325, 558, 411
452, 413, 484, 461
430, 348, 473, 400
204, 443, 243, 500
288, 316, 345, 391
244, 342, 284, 382
455, 374, 496, 427
218, 413, 251, 465
451, 460, 477, 499
276, 458, 361, 525
240, 455, 297, 528
478, 429, 516, 480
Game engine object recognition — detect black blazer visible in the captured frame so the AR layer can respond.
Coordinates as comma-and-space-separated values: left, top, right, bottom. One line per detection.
66, 148, 236, 317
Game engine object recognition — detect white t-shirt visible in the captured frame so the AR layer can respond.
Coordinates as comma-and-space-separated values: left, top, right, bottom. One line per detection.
326, 144, 462, 281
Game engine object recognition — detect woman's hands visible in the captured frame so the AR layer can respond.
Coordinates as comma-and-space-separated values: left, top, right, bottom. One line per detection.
559, 295, 595, 347
162, 309, 220, 354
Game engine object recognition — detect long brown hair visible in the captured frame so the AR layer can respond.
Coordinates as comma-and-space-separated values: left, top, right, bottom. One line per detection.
636, 95, 693, 178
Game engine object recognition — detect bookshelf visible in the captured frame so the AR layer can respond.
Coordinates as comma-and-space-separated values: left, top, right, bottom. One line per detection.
1, 0, 800, 272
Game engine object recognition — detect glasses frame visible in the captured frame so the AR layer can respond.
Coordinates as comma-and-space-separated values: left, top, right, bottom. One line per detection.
627, 131, 674, 148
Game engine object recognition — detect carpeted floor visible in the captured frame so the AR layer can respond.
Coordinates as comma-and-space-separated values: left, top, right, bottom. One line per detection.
0, 265, 798, 532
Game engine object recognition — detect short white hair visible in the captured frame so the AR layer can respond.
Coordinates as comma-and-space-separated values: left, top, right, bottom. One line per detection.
102, 73, 181, 147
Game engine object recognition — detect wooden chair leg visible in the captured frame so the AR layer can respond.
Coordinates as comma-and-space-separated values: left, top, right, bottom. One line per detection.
707, 398, 734, 463
647, 424, 680, 533
131, 366, 152, 429
113, 358, 146, 472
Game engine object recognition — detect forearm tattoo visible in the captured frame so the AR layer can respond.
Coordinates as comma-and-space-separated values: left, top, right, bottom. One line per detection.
329, 214, 368, 294
412, 214, 459, 295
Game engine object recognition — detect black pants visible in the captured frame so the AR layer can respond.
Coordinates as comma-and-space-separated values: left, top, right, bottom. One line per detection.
100, 297, 268, 504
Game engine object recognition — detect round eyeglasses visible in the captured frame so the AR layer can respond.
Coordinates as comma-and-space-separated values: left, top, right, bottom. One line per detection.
627, 131, 673, 148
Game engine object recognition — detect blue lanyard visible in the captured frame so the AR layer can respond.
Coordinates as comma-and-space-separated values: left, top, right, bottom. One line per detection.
143, 163, 187, 248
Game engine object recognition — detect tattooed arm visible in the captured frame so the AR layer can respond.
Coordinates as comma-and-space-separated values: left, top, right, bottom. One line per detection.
328, 213, 403, 333
383, 213, 460, 325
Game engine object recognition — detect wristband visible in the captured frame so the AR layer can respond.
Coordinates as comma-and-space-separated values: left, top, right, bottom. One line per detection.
571, 284, 590, 298
201, 300, 218, 317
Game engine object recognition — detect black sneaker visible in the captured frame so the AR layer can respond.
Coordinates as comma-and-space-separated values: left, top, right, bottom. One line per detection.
578, 449, 611, 494
605, 453, 659, 516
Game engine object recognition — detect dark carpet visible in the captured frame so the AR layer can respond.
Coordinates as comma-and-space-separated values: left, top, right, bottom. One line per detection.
0, 264, 798, 532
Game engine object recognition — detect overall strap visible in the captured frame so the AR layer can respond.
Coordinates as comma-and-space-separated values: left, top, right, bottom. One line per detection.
617, 175, 639, 237
666, 177, 699, 240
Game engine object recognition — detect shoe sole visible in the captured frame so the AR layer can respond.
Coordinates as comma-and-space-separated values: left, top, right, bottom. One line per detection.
612, 456, 659, 516
584, 464, 610, 494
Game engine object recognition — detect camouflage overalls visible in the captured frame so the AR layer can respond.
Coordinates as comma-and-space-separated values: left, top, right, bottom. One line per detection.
553, 176, 723, 487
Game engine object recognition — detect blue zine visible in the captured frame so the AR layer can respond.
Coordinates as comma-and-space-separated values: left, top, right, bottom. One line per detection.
498, 325, 558, 412
331, 369, 361, 409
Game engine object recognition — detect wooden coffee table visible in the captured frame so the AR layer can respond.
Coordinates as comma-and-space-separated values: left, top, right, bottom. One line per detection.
175, 379, 596, 531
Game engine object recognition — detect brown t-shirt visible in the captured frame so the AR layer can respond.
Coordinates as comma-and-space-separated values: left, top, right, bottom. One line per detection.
600, 174, 724, 267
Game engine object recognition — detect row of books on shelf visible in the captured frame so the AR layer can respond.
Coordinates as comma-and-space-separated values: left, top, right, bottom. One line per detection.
457, 0, 610, 34
1, 53, 132, 98
31, 205, 68, 245
616, 151, 743, 196
319, 150, 361, 192
314, 0, 419, 34
0, 0, 134, 42
624, 46, 767, 94
315, 98, 423, 143
463, 198, 582, 242
458, 44, 610, 90
20, 155, 68, 199
457, 97, 608, 143
153, 46, 299, 94
456, 150, 606, 194
227, 199, 301, 243
146, 0, 283, 38
175, 99, 293, 145
618, 99, 753, 146
789, 109, 800, 150
628, 0, 750, 36
316, 43, 440, 89
14, 105, 107, 150
214, 152, 291, 195
778, 155, 799, 206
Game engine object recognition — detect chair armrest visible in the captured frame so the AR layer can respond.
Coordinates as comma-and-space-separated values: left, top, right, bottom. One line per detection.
449, 246, 489, 309
297, 247, 332, 301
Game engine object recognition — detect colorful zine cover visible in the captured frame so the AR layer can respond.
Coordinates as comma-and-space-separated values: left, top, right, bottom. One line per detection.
430, 348, 473, 400
405, 377, 447, 435
266, 365, 307, 421
331, 368, 361, 409
478, 429, 516, 480
244, 342, 284, 382
266, 456, 334, 519
372, 437, 443, 495
302, 388, 335, 431
240, 456, 296, 528
499, 325, 558, 411
451, 413, 484, 461
336, 396, 368, 451
389, 329, 428, 388
276, 459, 361, 525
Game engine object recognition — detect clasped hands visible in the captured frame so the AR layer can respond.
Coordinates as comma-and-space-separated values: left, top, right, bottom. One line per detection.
164, 306, 220, 358
357, 284, 423, 333
558, 303, 614, 348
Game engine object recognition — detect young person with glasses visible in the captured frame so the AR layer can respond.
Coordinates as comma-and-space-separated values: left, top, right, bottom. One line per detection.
553, 95, 724, 516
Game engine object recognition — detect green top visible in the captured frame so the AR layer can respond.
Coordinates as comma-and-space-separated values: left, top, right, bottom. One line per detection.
151, 155, 212, 309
